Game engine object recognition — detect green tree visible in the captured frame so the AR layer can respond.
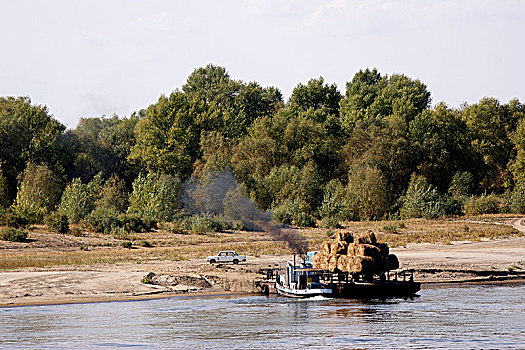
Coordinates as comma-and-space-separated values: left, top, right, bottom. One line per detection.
288, 77, 342, 117
345, 165, 391, 220
462, 98, 522, 192
59, 178, 94, 223
400, 174, 445, 219
129, 91, 196, 179
409, 103, 473, 191
127, 172, 181, 222
0, 97, 66, 201
340, 69, 431, 132
0, 164, 9, 209
11, 163, 62, 223
67, 115, 139, 186
95, 176, 129, 213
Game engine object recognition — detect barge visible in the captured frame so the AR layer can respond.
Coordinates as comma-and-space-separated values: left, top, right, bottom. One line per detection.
257, 253, 420, 299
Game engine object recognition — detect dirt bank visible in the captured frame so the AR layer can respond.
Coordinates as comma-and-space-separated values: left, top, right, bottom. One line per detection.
1, 235, 524, 307
1, 216, 524, 307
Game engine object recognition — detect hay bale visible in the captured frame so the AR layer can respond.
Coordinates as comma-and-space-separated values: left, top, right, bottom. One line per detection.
313, 252, 323, 265
386, 254, 399, 270
330, 241, 348, 255
335, 231, 354, 243
313, 253, 329, 269
375, 242, 389, 256
346, 256, 376, 274
336, 255, 350, 272
346, 243, 361, 256
353, 231, 377, 244
357, 244, 381, 258
327, 254, 340, 271
320, 241, 331, 255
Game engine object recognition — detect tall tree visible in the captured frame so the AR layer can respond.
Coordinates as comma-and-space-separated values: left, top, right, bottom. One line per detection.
0, 97, 66, 200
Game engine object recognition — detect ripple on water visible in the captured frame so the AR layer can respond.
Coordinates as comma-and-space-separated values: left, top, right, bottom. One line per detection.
0, 283, 523, 349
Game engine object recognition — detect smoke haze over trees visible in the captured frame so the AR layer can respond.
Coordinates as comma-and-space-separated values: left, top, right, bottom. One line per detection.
2, 64, 525, 243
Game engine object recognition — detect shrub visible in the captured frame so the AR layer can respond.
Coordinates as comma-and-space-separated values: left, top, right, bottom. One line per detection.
45, 211, 70, 234
118, 214, 155, 233
448, 171, 474, 198
319, 180, 346, 220
463, 194, 501, 215
400, 174, 446, 219
3, 210, 29, 228
293, 212, 316, 228
271, 200, 299, 225
183, 215, 225, 234
345, 165, 391, 220
11, 163, 62, 224
0, 227, 28, 242
140, 240, 153, 247
505, 184, 525, 214
84, 208, 121, 234
159, 221, 185, 234
59, 178, 94, 224
70, 227, 82, 237
383, 224, 398, 234
121, 241, 133, 249
95, 176, 129, 214
320, 216, 340, 229
127, 172, 181, 222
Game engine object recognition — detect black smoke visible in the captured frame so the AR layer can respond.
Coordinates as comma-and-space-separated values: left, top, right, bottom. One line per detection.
182, 169, 308, 253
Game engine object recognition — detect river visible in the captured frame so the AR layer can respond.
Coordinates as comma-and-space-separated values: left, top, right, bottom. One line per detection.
0, 283, 523, 349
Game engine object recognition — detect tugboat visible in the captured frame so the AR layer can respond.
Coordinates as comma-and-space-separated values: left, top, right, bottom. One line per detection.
258, 252, 420, 298
275, 254, 332, 298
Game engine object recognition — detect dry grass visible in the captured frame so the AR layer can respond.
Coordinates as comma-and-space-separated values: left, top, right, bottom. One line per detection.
1, 215, 523, 270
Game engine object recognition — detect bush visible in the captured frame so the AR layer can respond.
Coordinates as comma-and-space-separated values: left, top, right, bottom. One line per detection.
140, 240, 153, 247
1, 227, 28, 242
45, 211, 70, 234
293, 212, 316, 228
59, 178, 94, 224
271, 200, 299, 225
448, 171, 474, 197
319, 180, 346, 220
320, 216, 340, 229
183, 215, 226, 234
159, 221, 185, 234
11, 163, 62, 224
84, 209, 155, 235
70, 227, 83, 237
505, 185, 525, 214
345, 165, 391, 220
118, 214, 155, 233
400, 174, 446, 219
127, 172, 181, 222
383, 224, 398, 234
121, 241, 133, 249
464, 194, 501, 215
3, 210, 29, 228
84, 208, 121, 234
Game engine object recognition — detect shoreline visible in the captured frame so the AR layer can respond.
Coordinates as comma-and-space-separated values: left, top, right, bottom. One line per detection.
1, 234, 524, 308
2, 278, 524, 309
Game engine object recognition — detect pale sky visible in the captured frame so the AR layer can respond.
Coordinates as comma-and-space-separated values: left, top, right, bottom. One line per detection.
1, 0, 524, 128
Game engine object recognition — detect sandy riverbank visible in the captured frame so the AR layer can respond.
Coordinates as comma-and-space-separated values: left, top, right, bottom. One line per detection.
1, 234, 524, 307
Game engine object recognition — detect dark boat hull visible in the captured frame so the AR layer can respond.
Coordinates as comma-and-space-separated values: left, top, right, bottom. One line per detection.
330, 280, 421, 298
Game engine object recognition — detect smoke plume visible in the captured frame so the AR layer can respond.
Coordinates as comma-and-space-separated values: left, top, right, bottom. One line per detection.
182, 170, 308, 253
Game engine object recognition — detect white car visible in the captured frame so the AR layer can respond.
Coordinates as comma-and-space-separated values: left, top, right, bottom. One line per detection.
207, 251, 246, 264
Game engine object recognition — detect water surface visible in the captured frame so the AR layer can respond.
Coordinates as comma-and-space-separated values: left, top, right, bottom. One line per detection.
1, 283, 523, 349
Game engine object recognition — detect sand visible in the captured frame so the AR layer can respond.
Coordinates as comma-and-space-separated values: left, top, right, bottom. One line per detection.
1, 219, 525, 307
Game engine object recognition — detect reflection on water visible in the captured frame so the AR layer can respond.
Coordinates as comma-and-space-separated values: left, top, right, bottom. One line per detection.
0, 283, 524, 349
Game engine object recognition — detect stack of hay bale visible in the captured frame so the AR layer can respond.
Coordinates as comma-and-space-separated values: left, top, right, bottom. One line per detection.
313, 231, 399, 275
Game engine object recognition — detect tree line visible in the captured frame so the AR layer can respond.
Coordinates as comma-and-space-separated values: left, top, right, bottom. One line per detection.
1, 64, 525, 235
